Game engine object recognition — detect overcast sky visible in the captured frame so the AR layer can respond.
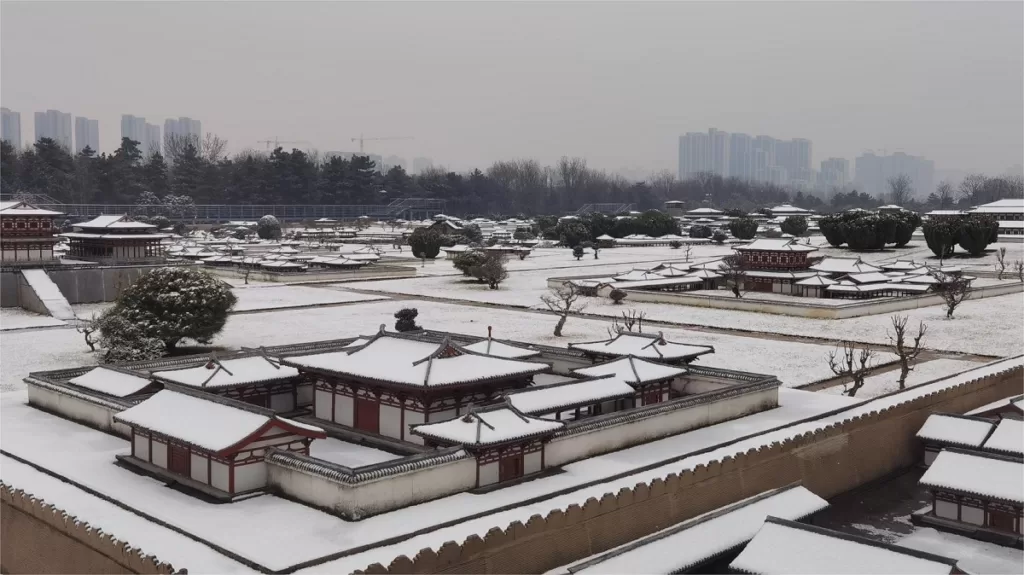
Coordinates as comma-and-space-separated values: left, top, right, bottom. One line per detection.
2, 1, 1021, 176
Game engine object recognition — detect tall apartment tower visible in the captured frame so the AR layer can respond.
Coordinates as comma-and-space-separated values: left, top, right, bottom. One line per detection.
728, 133, 753, 181
1, 108, 21, 147
164, 117, 202, 141
121, 115, 161, 156
34, 109, 73, 149
820, 157, 850, 188
678, 132, 709, 179
145, 123, 161, 156
74, 117, 100, 153
708, 128, 730, 177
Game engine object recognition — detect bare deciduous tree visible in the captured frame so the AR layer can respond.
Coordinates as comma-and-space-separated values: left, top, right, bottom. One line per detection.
607, 309, 647, 336
540, 282, 588, 337
683, 243, 693, 263
995, 247, 1008, 279
827, 342, 878, 397
935, 181, 956, 208
719, 254, 749, 298
935, 273, 972, 319
887, 174, 913, 206
958, 173, 989, 203
1015, 260, 1024, 282
888, 315, 927, 390
164, 132, 229, 164
75, 315, 100, 352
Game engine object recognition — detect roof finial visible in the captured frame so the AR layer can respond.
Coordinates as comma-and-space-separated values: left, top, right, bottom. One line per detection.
488, 325, 492, 339
378, 323, 386, 334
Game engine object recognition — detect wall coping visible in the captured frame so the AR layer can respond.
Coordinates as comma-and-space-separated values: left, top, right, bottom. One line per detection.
265, 446, 471, 486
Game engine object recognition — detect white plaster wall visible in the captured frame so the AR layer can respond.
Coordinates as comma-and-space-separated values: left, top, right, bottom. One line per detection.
314, 390, 332, 420
679, 379, 733, 394
190, 453, 208, 483
151, 441, 168, 469
962, 506, 984, 526
431, 408, 456, 424
478, 461, 499, 486
234, 462, 267, 492
546, 388, 778, 467
548, 357, 590, 375
270, 392, 294, 412
404, 410, 424, 443
335, 395, 354, 426
524, 451, 543, 474
266, 456, 476, 520
379, 405, 402, 439
296, 383, 314, 406
133, 433, 149, 461
211, 461, 230, 492
935, 500, 958, 520
27, 385, 132, 438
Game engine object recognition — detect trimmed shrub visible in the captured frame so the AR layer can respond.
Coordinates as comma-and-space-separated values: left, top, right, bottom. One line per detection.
688, 225, 712, 239
728, 217, 758, 240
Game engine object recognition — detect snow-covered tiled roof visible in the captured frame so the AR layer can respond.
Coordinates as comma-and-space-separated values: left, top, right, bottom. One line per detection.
795, 275, 837, 286
810, 257, 883, 274
609, 277, 703, 290
965, 394, 1024, 416
881, 260, 923, 271
283, 333, 548, 387
846, 272, 894, 284
981, 419, 1023, 455
113, 390, 325, 453
560, 484, 828, 574
730, 517, 958, 575
152, 356, 300, 389
74, 214, 155, 229
915, 414, 994, 448
684, 269, 721, 280
0, 200, 63, 216
569, 333, 714, 362
770, 204, 810, 213
919, 449, 1023, 504
573, 355, 686, 385
411, 404, 563, 446
686, 207, 723, 215
67, 367, 154, 398
462, 338, 541, 359
613, 270, 665, 282
506, 376, 635, 415
969, 198, 1024, 213
735, 238, 817, 253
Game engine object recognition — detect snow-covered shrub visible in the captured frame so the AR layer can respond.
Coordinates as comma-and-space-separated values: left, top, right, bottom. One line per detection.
257, 214, 282, 239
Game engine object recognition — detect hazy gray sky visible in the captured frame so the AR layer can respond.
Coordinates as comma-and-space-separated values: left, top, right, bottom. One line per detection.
2, 1, 1021, 175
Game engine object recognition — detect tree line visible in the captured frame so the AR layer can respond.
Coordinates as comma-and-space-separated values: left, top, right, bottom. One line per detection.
3, 136, 1020, 216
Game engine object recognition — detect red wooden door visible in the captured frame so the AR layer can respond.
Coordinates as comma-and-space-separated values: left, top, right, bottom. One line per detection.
356, 397, 380, 434
169, 444, 190, 476
642, 388, 661, 406
499, 453, 523, 482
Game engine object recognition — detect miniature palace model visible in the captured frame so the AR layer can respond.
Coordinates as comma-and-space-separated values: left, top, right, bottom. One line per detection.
60, 214, 169, 264
24, 328, 782, 519
0, 200, 63, 263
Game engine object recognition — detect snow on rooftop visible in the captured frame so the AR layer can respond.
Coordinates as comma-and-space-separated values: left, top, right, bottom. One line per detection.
795, 275, 837, 286
412, 406, 563, 445
114, 390, 322, 453
284, 335, 548, 387
965, 394, 1024, 416
919, 450, 1023, 504
735, 238, 817, 252
915, 414, 994, 448
462, 338, 541, 359
846, 272, 893, 284
730, 518, 957, 575
561, 485, 828, 574
569, 333, 714, 361
981, 418, 1024, 455
152, 356, 300, 389
506, 377, 634, 415
67, 367, 153, 398
809, 257, 883, 275
572, 355, 686, 384
0, 200, 63, 216
613, 270, 666, 282
74, 214, 155, 229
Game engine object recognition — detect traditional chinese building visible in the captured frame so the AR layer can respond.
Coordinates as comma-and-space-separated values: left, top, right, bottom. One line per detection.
504, 375, 636, 420
573, 355, 687, 407
917, 448, 1023, 541
61, 214, 169, 264
114, 389, 325, 497
151, 354, 310, 412
569, 332, 714, 365
0, 200, 63, 264
411, 401, 564, 485
282, 330, 550, 444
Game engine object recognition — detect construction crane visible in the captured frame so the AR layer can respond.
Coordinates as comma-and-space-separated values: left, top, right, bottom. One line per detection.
257, 138, 310, 151
350, 134, 414, 154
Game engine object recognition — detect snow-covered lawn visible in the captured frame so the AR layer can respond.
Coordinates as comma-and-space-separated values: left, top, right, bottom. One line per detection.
0, 308, 66, 331
309, 438, 402, 467
898, 527, 1024, 574
819, 358, 983, 398
231, 285, 387, 312
1, 299, 876, 392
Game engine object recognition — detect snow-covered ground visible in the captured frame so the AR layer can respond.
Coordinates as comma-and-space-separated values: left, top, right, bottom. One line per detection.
309, 438, 402, 467
819, 358, 983, 398
898, 527, 1024, 574
0, 307, 66, 331
231, 285, 387, 312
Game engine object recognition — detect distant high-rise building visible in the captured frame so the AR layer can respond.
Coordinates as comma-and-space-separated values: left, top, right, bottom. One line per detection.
34, 109, 73, 149
728, 133, 753, 180
854, 152, 935, 198
74, 117, 99, 153
121, 114, 147, 147
164, 117, 202, 142
382, 155, 408, 173
792, 138, 812, 174
708, 128, 730, 177
1, 108, 21, 147
820, 157, 850, 188
678, 132, 709, 179
412, 157, 434, 174
145, 123, 161, 156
